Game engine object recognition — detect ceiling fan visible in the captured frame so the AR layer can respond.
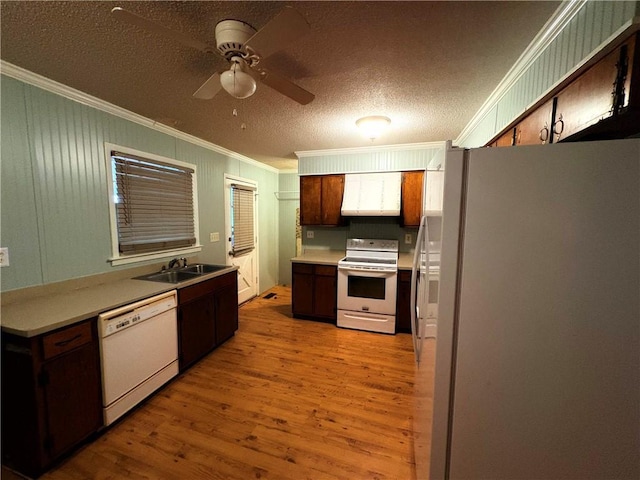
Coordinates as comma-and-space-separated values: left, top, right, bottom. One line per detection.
111, 6, 315, 105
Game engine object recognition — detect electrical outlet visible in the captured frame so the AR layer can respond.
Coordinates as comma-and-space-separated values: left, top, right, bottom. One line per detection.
306, 230, 315, 239
404, 234, 412, 244
0, 247, 9, 267
209, 232, 220, 242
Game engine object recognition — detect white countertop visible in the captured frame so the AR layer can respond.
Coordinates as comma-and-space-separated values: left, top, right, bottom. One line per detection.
1, 267, 238, 338
291, 250, 345, 266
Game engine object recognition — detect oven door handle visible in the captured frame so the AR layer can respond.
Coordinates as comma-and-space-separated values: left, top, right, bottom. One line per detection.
337, 266, 396, 276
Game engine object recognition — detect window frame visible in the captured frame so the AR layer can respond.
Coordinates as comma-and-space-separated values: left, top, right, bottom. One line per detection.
105, 143, 201, 266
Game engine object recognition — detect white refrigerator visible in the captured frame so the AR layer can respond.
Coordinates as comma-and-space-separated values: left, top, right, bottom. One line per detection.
420, 139, 639, 480
411, 167, 444, 478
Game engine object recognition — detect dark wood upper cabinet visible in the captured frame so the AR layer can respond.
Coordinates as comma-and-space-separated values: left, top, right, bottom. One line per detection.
300, 176, 322, 225
553, 38, 632, 142
300, 174, 345, 226
487, 31, 639, 147
321, 175, 345, 225
401, 171, 424, 227
515, 98, 555, 145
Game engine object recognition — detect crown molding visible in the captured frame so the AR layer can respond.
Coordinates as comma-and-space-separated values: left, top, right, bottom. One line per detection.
0, 61, 279, 174
455, 0, 587, 145
295, 141, 446, 158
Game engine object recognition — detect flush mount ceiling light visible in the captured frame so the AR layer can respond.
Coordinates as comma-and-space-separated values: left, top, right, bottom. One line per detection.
220, 56, 257, 99
356, 115, 391, 140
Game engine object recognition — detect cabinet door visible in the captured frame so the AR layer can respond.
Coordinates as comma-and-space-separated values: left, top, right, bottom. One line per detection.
401, 171, 424, 227
42, 343, 102, 460
314, 265, 337, 320
554, 43, 624, 141
321, 175, 345, 225
292, 264, 314, 316
215, 283, 239, 344
515, 99, 554, 145
424, 171, 444, 215
300, 176, 322, 225
396, 271, 412, 333
495, 128, 515, 147
179, 296, 216, 370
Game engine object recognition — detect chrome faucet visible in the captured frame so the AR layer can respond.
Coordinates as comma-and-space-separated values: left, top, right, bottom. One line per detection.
168, 257, 181, 269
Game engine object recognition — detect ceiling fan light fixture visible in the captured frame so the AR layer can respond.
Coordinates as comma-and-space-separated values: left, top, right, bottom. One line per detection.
220, 61, 257, 99
356, 115, 391, 140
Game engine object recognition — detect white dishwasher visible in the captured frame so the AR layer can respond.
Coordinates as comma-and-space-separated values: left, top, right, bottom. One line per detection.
98, 290, 178, 426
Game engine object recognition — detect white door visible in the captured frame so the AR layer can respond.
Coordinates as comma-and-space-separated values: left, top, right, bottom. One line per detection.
224, 175, 258, 304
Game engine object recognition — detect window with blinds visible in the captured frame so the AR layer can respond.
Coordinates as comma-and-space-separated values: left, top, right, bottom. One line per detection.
230, 184, 255, 256
111, 150, 197, 256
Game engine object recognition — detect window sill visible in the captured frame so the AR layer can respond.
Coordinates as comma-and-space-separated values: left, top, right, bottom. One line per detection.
109, 245, 203, 267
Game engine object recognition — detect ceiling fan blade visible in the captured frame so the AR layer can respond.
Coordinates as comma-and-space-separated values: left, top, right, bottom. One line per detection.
258, 68, 314, 105
111, 7, 214, 54
245, 7, 310, 60
193, 72, 222, 99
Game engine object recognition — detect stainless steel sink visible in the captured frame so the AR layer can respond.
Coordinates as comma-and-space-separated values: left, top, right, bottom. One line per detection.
137, 270, 201, 284
181, 264, 228, 274
134, 264, 228, 283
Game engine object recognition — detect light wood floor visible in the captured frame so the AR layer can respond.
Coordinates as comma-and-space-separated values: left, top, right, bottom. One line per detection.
22, 286, 428, 480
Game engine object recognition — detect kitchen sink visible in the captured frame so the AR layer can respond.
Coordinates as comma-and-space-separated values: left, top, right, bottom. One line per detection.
136, 270, 201, 284
134, 264, 229, 283
181, 264, 228, 274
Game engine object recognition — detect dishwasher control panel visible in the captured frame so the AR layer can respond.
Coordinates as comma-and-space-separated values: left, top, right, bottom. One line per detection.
98, 290, 177, 338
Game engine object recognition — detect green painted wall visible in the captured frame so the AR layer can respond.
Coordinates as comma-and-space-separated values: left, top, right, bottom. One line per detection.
277, 172, 300, 285
0, 76, 281, 293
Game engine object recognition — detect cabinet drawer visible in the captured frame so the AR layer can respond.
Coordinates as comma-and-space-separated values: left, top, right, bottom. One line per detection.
292, 263, 313, 275
42, 321, 92, 360
314, 265, 336, 277
179, 271, 237, 304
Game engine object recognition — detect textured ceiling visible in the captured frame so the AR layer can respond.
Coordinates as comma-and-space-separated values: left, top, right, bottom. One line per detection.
1, 1, 561, 169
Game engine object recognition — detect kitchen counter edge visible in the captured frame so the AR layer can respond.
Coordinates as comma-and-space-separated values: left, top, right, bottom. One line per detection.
1, 266, 239, 338
291, 251, 414, 270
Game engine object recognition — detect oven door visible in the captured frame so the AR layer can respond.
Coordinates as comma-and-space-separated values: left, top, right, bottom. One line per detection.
337, 266, 397, 315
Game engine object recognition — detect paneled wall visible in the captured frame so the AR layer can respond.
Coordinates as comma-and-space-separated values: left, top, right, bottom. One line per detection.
457, 0, 640, 147
297, 142, 445, 176
277, 172, 300, 285
0, 76, 280, 293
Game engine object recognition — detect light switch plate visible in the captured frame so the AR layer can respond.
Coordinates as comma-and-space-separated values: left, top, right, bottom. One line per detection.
404, 234, 412, 244
0, 247, 9, 267
210, 232, 220, 242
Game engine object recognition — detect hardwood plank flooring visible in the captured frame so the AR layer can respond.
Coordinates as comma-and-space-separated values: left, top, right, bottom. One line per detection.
19, 285, 430, 480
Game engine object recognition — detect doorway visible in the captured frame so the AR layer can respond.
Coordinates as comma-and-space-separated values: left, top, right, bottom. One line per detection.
224, 175, 258, 304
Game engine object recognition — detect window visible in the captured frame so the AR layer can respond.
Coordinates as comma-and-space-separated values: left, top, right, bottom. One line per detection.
230, 184, 255, 256
106, 144, 200, 265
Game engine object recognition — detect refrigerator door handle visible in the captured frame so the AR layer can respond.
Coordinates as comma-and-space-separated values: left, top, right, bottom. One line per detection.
410, 215, 426, 363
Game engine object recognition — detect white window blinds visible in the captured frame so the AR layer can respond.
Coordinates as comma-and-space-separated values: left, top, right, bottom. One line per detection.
231, 184, 255, 256
112, 151, 196, 255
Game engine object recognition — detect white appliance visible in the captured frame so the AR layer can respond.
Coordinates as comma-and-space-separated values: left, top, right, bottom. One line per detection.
411, 170, 444, 480
98, 290, 179, 426
419, 139, 640, 480
341, 172, 402, 216
337, 238, 399, 334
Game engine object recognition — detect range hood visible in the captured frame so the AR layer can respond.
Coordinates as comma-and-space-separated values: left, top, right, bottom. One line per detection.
341, 172, 402, 216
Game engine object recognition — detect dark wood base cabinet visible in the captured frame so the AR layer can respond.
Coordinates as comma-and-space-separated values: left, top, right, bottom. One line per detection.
178, 271, 239, 371
1, 320, 103, 478
396, 270, 412, 333
292, 263, 337, 322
